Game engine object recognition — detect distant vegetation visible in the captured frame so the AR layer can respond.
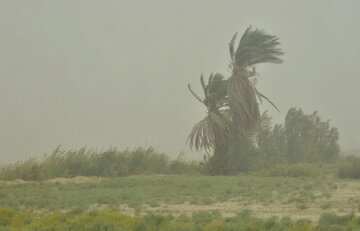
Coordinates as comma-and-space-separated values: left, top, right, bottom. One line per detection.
203, 107, 341, 175
0, 147, 202, 181
0, 107, 354, 181
0, 105, 352, 181
255, 108, 340, 166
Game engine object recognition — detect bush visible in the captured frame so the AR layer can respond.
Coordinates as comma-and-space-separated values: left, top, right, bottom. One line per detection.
338, 156, 360, 179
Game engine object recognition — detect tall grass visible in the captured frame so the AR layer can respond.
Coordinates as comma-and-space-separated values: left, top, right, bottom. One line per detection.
0, 147, 202, 181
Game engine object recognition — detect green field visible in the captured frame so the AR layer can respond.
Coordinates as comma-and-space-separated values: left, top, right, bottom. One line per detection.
1, 174, 360, 230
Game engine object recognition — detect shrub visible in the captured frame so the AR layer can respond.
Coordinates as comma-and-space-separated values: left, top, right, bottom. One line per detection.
338, 156, 360, 179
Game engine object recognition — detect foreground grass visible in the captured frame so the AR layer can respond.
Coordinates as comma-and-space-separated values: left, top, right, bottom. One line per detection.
2, 208, 360, 231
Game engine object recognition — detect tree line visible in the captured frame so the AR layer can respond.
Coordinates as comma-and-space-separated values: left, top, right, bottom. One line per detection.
199, 108, 340, 174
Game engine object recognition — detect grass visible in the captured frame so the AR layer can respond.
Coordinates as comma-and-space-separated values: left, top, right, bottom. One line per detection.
320, 201, 332, 210
0, 175, 345, 216
0, 208, 313, 231
0, 147, 203, 181
1, 173, 360, 229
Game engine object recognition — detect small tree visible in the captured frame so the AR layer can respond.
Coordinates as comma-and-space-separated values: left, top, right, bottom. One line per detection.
284, 108, 340, 163
311, 111, 340, 163
285, 108, 316, 163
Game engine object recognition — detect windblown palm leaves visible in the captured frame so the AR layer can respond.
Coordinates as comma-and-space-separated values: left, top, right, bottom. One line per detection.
228, 26, 283, 134
187, 74, 232, 152
229, 27, 283, 71
188, 26, 284, 152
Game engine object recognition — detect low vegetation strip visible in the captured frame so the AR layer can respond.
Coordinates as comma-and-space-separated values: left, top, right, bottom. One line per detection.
0, 147, 202, 181
1, 145, 358, 182
1, 208, 360, 231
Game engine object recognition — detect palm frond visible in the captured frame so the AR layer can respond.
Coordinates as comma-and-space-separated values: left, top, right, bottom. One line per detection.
234, 26, 284, 71
255, 89, 280, 112
200, 74, 206, 94
229, 32, 238, 63
188, 73, 228, 110
187, 84, 204, 104
204, 73, 228, 110
187, 112, 232, 152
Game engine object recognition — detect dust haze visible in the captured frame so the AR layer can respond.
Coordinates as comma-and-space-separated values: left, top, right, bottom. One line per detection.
1, 0, 359, 163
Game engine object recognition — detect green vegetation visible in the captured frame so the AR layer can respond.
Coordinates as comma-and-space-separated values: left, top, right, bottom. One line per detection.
0, 147, 202, 181
195, 107, 341, 175
1, 166, 360, 229
1, 207, 360, 231
0, 208, 306, 231
284, 109, 340, 164
0, 174, 347, 213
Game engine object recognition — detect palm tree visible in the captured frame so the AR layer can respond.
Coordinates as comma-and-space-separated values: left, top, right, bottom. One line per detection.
187, 26, 284, 173
187, 73, 233, 174
187, 73, 231, 153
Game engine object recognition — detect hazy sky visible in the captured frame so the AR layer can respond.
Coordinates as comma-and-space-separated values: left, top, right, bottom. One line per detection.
1, 0, 360, 163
